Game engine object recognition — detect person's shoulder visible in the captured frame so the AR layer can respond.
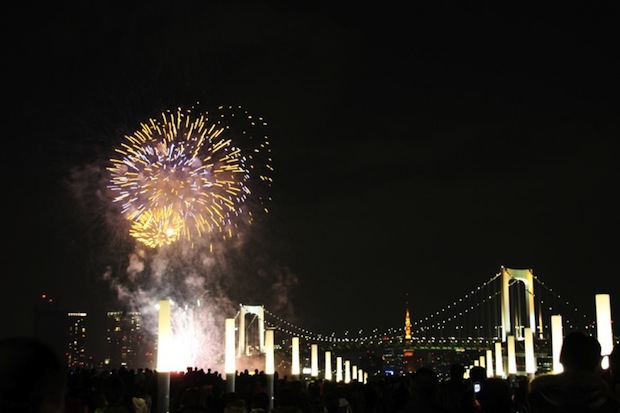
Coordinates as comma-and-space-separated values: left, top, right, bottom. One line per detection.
528, 372, 559, 391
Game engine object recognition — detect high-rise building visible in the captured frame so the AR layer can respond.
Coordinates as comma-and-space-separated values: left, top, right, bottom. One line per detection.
34, 294, 91, 367
67, 312, 88, 367
106, 311, 154, 369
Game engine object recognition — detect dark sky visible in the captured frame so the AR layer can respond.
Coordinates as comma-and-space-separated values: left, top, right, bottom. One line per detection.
3, 1, 619, 342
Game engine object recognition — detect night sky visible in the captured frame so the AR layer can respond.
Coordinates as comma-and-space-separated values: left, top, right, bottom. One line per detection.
3, 2, 619, 344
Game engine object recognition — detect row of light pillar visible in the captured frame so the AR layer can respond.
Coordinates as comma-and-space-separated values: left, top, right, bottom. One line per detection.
156, 293, 614, 413
468, 293, 614, 379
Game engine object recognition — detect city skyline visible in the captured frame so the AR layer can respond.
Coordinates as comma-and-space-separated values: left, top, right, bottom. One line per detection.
3, 2, 619, 342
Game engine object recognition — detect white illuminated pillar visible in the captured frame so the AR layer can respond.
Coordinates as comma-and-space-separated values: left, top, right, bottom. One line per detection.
524, 327, 536, 375
311, 344, 319, 378
225, 318, 236, 393
157, 300, 172, 413
495, 342, 505, 378
596, 294, 614, 370
507, 335, 517, 375
265, 329, 275, 410
479, 355, 485, 369
344, 360, 351, 384
325, 351, 332, 381
292, 337, 300, 378
336, 356, 343, 382
358, 368, 364, 383
551, 315, 564, 373
352, 365, 357, 382
157, 299, 173, 371
486, 349, 494, 377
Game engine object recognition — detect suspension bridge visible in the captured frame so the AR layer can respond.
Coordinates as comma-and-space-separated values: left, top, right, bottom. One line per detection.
230, 266, 614, 378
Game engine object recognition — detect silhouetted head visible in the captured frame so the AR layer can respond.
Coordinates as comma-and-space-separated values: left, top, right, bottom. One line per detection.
468, 365, 487, 383
449, 362, 465, 379
477, 377, 512, 413
100, 373, 127, 406
411, 367, 439, 398
560, 331, 601, 372
0, 336, 67, 413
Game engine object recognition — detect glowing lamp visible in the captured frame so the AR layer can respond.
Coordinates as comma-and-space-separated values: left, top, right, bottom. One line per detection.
524, 328, 536, 375
596, 294, 614, 369
486, 349, 494, 377
495, 342, 505, 378
157, 299, 173, 372
551, 315, 564, 373
311, 344, 318, 377
265, 329, 275, 410
507, 335, 517, 375
324, 351, 332, 381
265, 329, 275, 374
292, 337, 300, 376
225, 318, 236, 393
336, 356, 343, 382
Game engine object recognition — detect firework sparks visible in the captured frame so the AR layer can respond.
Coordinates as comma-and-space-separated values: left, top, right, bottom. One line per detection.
108, 105, 272, 248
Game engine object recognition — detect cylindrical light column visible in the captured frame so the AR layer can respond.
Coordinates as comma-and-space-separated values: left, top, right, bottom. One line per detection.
507, 335, 517, 375
344, 360, 351, 384
311, 344, 319, 378
495, 342, 505, 378
324, 351, 332, 381
524, 327, 536, 376
157, 299, 172, 413
265, 328, 275, 410
336, 356, 343, 382
486, 349, 494, 377
225, 318, 236, 393
551, 315, 564, 373
292, 337, 300, 379
596, 294, 614, 369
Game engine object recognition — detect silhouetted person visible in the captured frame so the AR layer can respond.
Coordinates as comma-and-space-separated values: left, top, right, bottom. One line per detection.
475, 377, 513, 413
0, 336, 67, 413
523, 330, 620, 412
177, 387, 209, 413
249, 391, 269, 413
223, 392, 247, 413
404, 367, 449, 412
439, 363, 477, 413
95, 373, 132, 413
271, 384, 304, 413
467, 365, 487, 411
603, 343, 620, 399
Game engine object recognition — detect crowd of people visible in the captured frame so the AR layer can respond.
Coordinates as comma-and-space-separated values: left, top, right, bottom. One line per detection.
1, 331, 620, 413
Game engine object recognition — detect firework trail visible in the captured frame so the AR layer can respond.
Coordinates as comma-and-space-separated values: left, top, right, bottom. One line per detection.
107, 105, 273, 248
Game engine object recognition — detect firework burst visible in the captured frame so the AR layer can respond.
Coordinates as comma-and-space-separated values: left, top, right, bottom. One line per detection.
107, 105, 272, 248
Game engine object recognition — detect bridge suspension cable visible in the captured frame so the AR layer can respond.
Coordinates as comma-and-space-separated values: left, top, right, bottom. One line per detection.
262, 271, 594, 344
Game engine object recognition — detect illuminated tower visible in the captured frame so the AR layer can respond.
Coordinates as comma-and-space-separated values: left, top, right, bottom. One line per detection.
404, 299, 412, 340
403, 294, 414, 372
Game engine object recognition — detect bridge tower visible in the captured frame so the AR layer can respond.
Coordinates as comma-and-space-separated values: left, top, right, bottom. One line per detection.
236, 304, 266, 357
500, 267, 541, 342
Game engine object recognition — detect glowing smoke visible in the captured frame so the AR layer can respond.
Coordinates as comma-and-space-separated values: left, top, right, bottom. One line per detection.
68, 104, 297, 372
